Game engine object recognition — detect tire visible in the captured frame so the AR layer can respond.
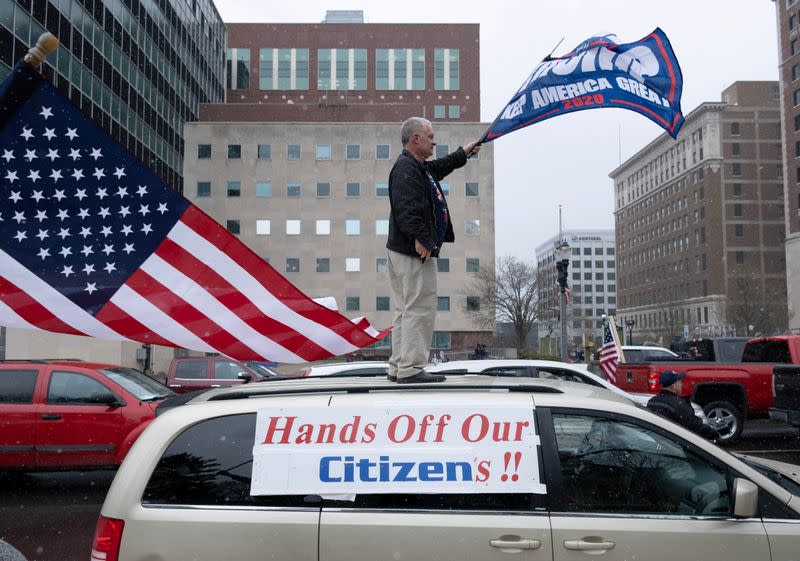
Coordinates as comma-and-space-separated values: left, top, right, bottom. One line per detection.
703, 400, 744, 444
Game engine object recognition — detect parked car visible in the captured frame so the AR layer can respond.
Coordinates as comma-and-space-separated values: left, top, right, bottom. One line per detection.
769, 365, 800, 427
612, 335, 800, 443
620, 345, 678, 362
165, 356, 277, 394
301, 361, 390, 377
0, 360, 172, 471
94, 375, 800, 561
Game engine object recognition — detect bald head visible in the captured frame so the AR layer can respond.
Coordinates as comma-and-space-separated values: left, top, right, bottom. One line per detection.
401, 117, 435, 162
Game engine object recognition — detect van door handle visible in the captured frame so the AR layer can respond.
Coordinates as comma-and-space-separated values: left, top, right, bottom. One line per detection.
564, 539, 615, 551
168, 384, 181, 388
211, 384, 221, 388
490, 537, 542, 551
41, 414, 61, 420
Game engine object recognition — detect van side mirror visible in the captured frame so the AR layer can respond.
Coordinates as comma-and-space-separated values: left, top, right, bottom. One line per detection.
732, 478, 758, 518
237, 372, 252, 382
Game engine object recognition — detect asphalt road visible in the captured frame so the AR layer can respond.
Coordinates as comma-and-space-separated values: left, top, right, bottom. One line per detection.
0, 420, 798, 561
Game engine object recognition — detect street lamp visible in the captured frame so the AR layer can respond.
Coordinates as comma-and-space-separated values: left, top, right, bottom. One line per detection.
625, 318, 636, 345
554, 241, 571, 361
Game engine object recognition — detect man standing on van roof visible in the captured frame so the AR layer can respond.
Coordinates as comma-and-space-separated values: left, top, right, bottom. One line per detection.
386, 117, 481, 384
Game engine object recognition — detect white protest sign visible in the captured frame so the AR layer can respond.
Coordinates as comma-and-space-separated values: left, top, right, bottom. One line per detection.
251, 404, 545, 495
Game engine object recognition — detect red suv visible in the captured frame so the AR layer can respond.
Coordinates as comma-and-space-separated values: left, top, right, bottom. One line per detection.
0, 360, 173, 471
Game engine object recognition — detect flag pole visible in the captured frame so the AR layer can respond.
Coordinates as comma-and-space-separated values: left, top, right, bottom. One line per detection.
24, 32, 59, 69
477, 36, 564, 144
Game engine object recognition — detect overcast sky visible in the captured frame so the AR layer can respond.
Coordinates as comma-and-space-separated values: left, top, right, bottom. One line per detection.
215, 0, 780, 261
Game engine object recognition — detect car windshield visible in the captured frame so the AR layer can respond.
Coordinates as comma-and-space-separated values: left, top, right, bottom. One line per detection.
100, 367, 173, 401
740, 457, 800, 496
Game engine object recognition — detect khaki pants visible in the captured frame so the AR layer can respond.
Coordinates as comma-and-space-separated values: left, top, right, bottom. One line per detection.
387, 250, 437, 379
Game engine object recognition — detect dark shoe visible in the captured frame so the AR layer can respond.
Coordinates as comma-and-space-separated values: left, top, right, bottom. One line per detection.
387, 374, 397, 382
397, 371, 446, 384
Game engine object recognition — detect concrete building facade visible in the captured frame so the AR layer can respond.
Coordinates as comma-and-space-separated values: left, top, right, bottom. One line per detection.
772, 0, 800, 332
611, 82, 785, 342
535, 229, 617, 354
185, 16, 495, 357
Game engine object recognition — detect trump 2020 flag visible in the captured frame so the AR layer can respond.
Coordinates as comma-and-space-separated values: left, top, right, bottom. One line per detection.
0, 60, 388, 362
483, 28, 684, 142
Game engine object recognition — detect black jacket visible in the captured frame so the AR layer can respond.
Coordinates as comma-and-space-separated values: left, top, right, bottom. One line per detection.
647, 391, 720, 441
386, 147, 467, 257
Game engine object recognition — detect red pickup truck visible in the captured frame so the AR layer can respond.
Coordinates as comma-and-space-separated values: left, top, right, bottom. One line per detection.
613, 336, 800, 443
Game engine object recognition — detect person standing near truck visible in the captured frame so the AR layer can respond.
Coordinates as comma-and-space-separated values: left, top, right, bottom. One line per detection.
647, 370, 720, 441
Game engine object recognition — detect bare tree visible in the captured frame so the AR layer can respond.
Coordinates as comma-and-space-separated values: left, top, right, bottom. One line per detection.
653, 301, 685, 346
724, 275, 788, 336
465, 256, 541, 355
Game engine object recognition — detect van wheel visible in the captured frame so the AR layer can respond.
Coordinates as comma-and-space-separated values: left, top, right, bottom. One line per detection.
703, 400, 743, 444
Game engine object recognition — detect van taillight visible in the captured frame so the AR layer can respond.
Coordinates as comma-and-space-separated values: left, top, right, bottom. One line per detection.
648, 369, 660, 393
91, 515, 124, 561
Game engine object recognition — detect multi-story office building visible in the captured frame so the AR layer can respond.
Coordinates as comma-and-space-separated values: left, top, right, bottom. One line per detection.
772, 0, 800, 332
1, 0, 226, 192
0, 0, 225, 368
184, 14, 494, 356
535, 230, 617, 352
611, 82, 785, 342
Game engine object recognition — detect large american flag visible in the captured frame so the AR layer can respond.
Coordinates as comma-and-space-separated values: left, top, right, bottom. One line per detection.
598, 320, 620, 382
0, 61, 387, 362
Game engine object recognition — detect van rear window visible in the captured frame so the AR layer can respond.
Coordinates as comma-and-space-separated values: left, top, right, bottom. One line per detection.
742, 340, 791, 363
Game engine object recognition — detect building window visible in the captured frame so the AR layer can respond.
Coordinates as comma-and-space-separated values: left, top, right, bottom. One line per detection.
375, 219, 389, 235
432, 331, 451, 349
259, 48, 309, 90
287, 182, 301, 197
735, 251, 744, 265
584, 260, 592, 268
376, 144, 391, 159
256, 219, 271, 235
448, 104, 461, 118
792, 39, 799, 56
376, 258, 388, 273
730, 122, 740, 136
794, 64, 800, 82
735, 224, 744, 238
437, 297, 450, 311
345, 258, 361, 272
608, 272, 616, 280
346, 220, 361, 235
226, 48, 250, 89
316, 144, 332, 160
198, 144, 211, 159
227, 144, 241, 159
733, 203, 743, 217
434, 48, 460, 90
434, 104, 446, 119
316, 182, 331, 197
465, 220, 480, 235
316, 220, 331, 235
286, 220, 301, 235
795, 90, 800, 107
288, 144, 301, 160
733, 183, 742, 196
226, 220, 240, 235
346, 144, 360, 159
466, 296, 480, 311
437, 258, 450, 273
795, 115, 800, 132
255, 182, 272, 198
606, 248, 615, 255
227, 181, 241, 197
731, 142, 740, 156
792, 13, 799, 30
257, 144, 271, 159
435, 144, 449, 159
346, 296, 360, 311
346, 182, 361, 197
376, 296, 390, 311
316, 258, 330, 273
375, 182, 389, 197
196, 181, 211, 197
286, 258, 300, 273
732, 163, 741, 176
376, 48, 425, 90
465, 182, 479, 197
467, 257, 481, 273
318, 48, 367, 90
